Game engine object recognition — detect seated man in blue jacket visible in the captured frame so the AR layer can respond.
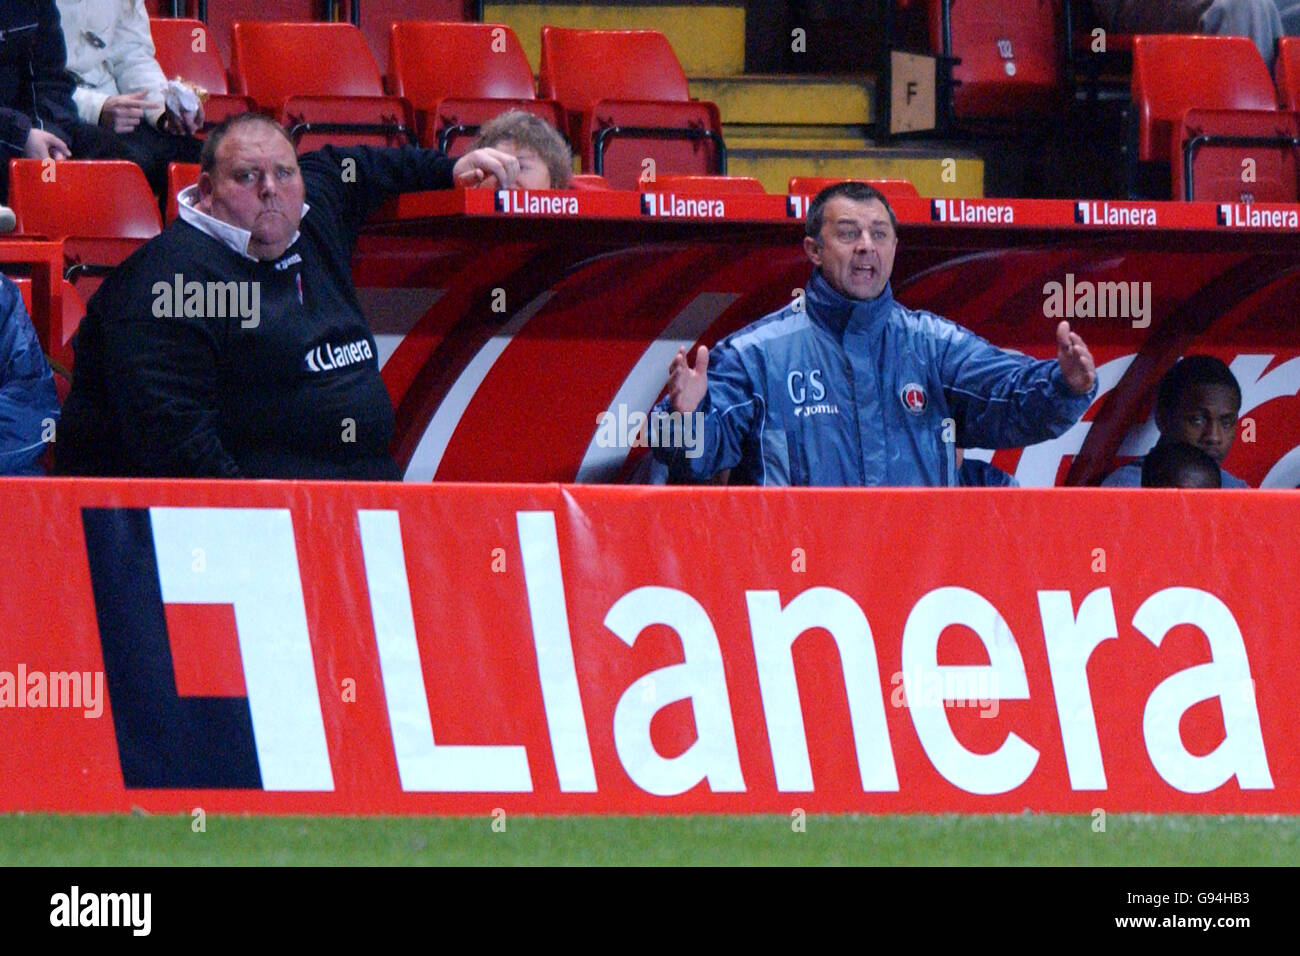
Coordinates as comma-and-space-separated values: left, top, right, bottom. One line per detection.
652, 181, 1097, 486
0, 273, 59, 475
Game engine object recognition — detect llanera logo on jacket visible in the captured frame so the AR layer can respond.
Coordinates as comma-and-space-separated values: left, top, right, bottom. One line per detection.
304, 338, 374, 373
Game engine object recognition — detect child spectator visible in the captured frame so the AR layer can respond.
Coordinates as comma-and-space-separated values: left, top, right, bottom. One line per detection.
1141, 442, 1224, 488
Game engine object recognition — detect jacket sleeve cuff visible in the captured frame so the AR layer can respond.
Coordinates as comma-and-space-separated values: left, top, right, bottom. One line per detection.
1050, 362, 1098, 403
73, 88, 108, 126
0, 110, 33, 153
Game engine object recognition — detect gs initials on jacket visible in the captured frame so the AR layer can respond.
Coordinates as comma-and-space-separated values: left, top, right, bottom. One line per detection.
653, 270, 1096, 487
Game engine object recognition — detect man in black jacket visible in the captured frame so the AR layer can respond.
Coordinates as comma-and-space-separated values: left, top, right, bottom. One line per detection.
55, 112, 521, 480
0, 0, 139, 201
1, 0, 78, 197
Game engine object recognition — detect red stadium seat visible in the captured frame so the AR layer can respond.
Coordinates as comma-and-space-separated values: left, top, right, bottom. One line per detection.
1177, 109, 1300, 202
1132, 36, 1277, 162
193, 0, 330, 64
8, 160, 161, 241
150, 17, 226, 90
1131, 35, 1295, 199
165, 162, 201, 224
229, 21, 415, 152
640, 174, 765, 194
538, 27, 725, 190
0, 244, 64, 365
787, 176, 921, 202
13, 277, 85, 373
339, 0, 471, 75
1276, 37, 1300, 110
149, 18, 255, 133
387, 21, 564, 155
7, 159, 161, 301
930, 0, 1064, 118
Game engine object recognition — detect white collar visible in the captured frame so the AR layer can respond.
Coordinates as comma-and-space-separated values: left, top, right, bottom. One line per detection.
176, 184, 309, 262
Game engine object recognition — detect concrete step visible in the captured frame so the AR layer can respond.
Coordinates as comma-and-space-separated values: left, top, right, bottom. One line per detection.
691, 75, 874, 126
724, 148, 984, 198
722, 125, 872, 152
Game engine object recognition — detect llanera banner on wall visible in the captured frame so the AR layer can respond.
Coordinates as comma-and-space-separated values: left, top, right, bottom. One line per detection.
0, 479, 1295, 814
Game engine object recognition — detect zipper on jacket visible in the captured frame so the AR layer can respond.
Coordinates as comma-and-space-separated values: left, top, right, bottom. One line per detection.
0, 23, 40, 43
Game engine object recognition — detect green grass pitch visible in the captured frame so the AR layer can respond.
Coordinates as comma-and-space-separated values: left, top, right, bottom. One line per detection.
1, 813, 1297, 866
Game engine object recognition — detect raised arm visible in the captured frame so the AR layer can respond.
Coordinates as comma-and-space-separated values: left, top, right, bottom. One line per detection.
300, 144, 524, 233
940, 318, 1097, 449
651, 342, 761, 482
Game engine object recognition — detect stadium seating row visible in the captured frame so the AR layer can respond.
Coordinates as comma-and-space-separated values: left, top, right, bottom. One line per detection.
148, 19, 724, 190
1133, 35, 1300, 202
143, 2, 1284, 129
145, 10, 1300, 202
927, 3, 1300, 201
150, 1, 468, 70
154, 2, 1099, 119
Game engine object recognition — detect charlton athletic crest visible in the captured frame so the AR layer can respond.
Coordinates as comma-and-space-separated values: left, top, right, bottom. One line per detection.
901, 382, 927, 414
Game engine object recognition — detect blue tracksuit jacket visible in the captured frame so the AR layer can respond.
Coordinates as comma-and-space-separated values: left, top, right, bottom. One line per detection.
0, 273, 58, 475
653, 270, 1096, 486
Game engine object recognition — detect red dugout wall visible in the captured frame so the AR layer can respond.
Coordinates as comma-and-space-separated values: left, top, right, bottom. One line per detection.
0, 479, 1295, 814
348, 191, 1300, 487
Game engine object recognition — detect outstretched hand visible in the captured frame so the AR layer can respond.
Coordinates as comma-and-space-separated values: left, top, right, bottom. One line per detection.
1056, 320, 1096, 395
667, 345, 709, 414
99, 90, 162, 134
452, 147, 521, 189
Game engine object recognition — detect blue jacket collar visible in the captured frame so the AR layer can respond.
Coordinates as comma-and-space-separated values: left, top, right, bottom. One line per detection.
806, 269, 894, 340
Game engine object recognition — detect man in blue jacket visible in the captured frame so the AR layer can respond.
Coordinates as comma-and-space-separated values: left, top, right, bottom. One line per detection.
0, 273, 58, 475
652, 181, 1097, 486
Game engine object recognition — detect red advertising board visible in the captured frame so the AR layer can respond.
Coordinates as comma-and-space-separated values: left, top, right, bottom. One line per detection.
1, 478, 1295, 814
